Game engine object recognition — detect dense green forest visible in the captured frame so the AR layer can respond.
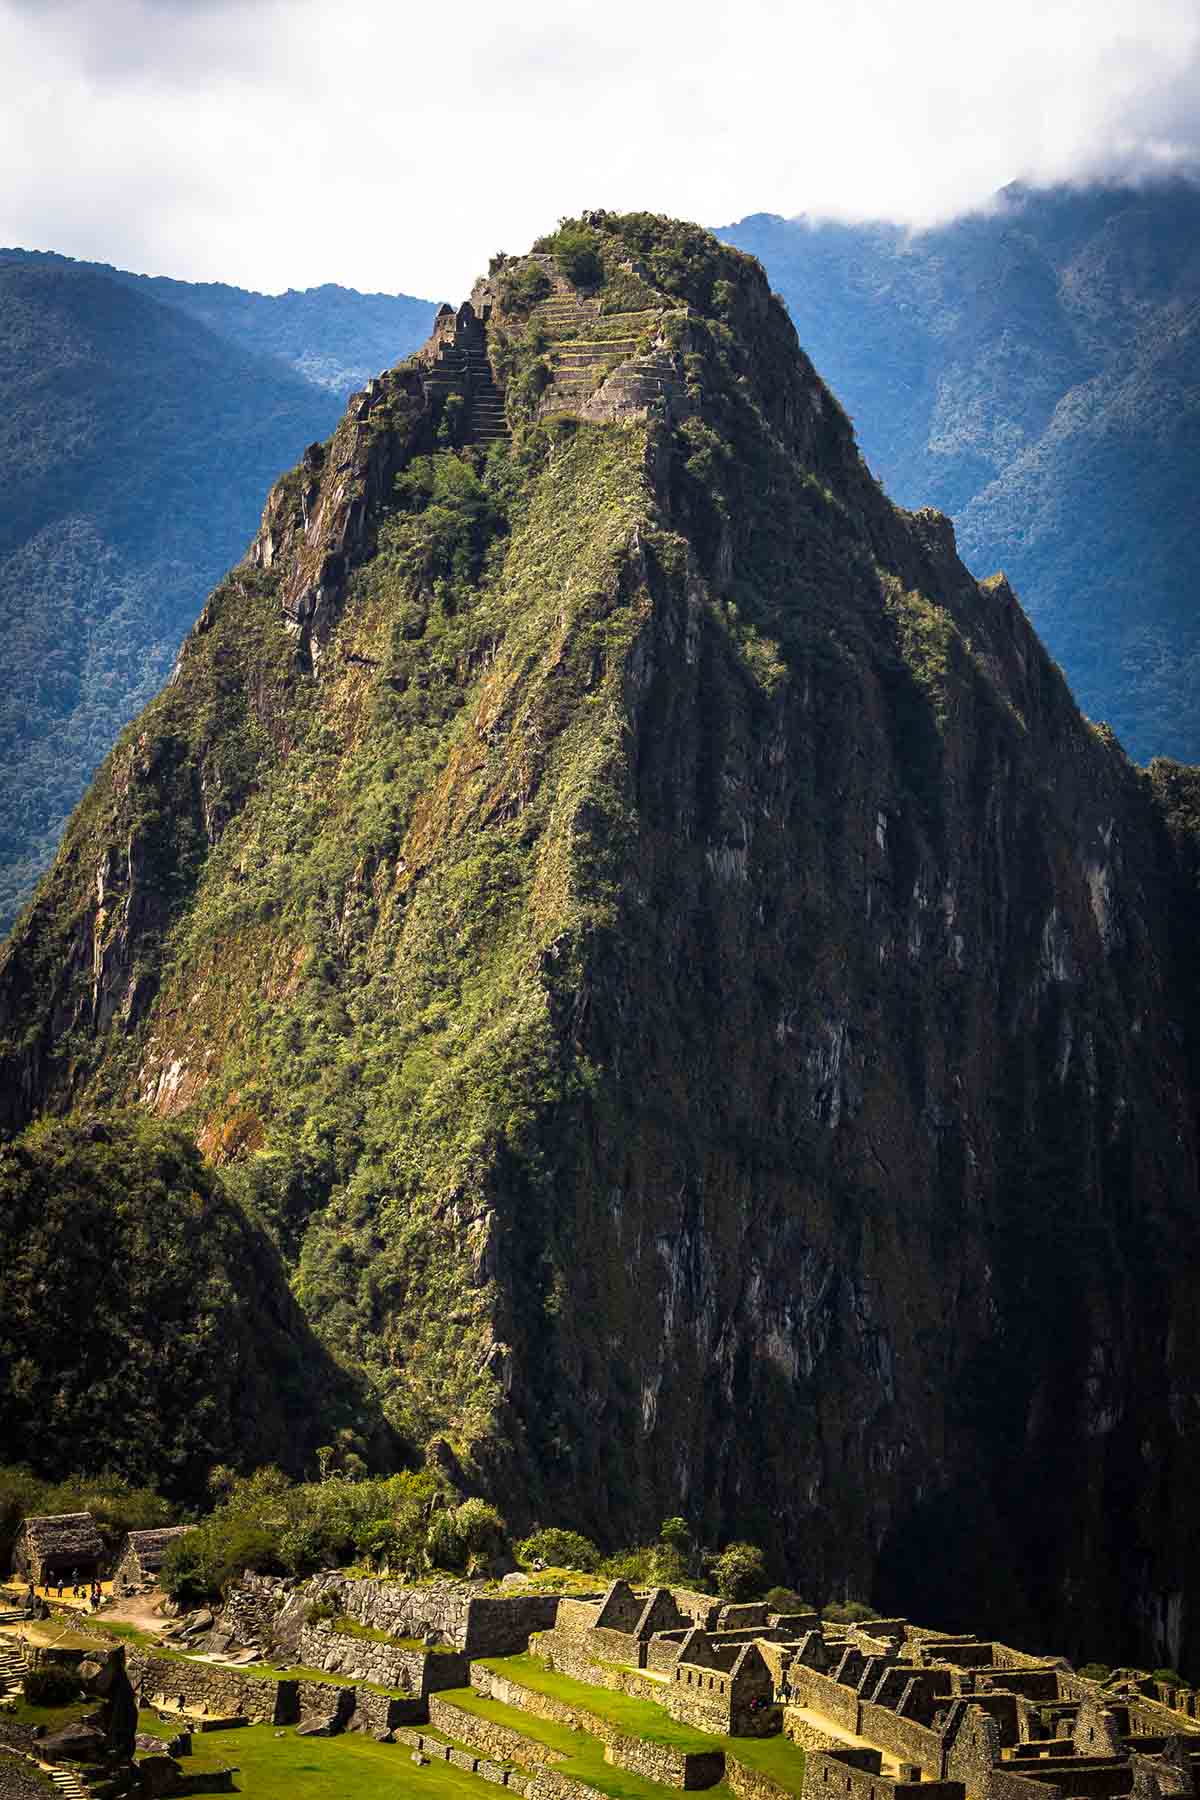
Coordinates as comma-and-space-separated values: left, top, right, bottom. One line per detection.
720, 179, 1200, 765
0, 1112, 382, 1494
0, 255, 434, 933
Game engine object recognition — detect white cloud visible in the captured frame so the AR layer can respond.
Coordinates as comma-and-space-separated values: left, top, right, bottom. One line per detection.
2, 0, 1198, 298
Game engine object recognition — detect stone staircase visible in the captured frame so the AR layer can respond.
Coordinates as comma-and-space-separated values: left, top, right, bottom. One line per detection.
0, 1639, 24, 1696
424, 339, 510, 448
461, 349, 509, 444
43, 1766, 89, 1800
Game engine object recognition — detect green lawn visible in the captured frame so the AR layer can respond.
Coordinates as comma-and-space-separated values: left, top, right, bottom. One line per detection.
134, 1712, 500, 1797
478, 1653, 715, 1750
2, 1695, 93, 1733
476, 1655, 806, 1797
436, 1687, 734, 1800
722, 1733, 808, 1795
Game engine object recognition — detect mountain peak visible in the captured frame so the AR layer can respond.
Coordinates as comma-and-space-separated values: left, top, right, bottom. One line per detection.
4, 210, 1200, 1670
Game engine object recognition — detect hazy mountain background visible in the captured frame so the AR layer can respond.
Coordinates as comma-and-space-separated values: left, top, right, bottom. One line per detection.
720, 179, 1200, 768
0, 251, 436, 932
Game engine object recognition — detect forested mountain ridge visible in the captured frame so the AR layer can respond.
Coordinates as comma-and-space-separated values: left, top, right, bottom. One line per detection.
0, 251, 435, 932
719, 179, 1200, 764
4, 213, 1200, 1678
0, 247, 437, 395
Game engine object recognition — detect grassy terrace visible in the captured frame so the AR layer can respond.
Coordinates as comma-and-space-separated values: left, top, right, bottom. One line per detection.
135, 1711, 496, 1797
478, 1654, 807, 1796
723, 1734, 809, 1793
478, 1653, 714, 1750
439, 1686, 734, 1800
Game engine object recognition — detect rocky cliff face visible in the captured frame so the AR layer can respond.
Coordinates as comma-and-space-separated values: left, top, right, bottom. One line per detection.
2, 213, 1199, 1672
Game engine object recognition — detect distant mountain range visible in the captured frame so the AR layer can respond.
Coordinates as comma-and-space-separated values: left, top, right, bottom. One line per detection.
719, 180, 1200, 767
0, 250, 436, 931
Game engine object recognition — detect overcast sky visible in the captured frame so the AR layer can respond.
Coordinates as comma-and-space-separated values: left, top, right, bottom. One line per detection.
3, 0, 1199, 300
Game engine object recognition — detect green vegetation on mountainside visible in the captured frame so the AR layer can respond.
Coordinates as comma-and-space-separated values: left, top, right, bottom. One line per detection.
0, 1113, 374, 1494
4, 211, 1200, 1678
720, 180, 1200, 763
0, 254, 434, 933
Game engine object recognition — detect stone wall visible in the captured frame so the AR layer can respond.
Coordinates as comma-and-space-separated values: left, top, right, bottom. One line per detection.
220, 1573, 289, 1647
727, 1751, 806, 1800
428, 1696, 567, 1767
528, 1637, 666, 1706
591, 1627, 645, 1667
785, 1711, 852, 1753
945, 1705, 1062, 1800
804, 1753, 964, 1800
294, 1677, 355, 1726
610, 1734, 725, 1789
858, 1699, 945, 1772
468, 1662, 725, 1787
291, 1575, 559, 1655
134, 1653, 284, 1724
297, 1620, 468, 1695
352, 1687, 425, 1734
648, 1635, 687, 1676
789, 1666, 863, 1735
396, 1727, 535, 1794
529, 1771, 616, 1800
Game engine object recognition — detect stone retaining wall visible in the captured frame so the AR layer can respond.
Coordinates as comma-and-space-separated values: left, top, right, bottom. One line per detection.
220, 1574, 288, 1647
297, 1620, 468, 1695
135, 1653, 284, 1724
726, 1753, 800, 1800
294, 1676, 355, 1726
784, 1711, 848, 1753
429, 1696, 567, 1766
528, 1772, 619, 1800
351, 1686, 426, 1734
468, 1663, 725, 1789
290, 1576, 559, 1656
531, 1635, 667, 1704
394, 1726, 534, 1794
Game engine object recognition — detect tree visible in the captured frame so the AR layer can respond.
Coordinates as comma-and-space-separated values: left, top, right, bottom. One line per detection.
659, 1517, 691, 1554
713, 1541, 767, 1602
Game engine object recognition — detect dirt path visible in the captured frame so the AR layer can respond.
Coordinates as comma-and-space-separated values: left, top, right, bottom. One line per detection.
99, 1590, 170, 1634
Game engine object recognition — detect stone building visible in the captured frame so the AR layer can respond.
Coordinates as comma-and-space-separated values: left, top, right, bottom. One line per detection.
110, 1526, 194, 1596
671, 1630, 780, 1735
11, 1512, 103, 1586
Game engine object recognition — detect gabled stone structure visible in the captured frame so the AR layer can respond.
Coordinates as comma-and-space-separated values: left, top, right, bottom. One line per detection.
12, 1512, 103, 1585
111, 1526, 194, 1596
671, 1630, 780, 1736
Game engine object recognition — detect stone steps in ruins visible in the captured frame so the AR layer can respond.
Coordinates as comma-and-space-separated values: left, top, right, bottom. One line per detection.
45, 1771, 88, 1800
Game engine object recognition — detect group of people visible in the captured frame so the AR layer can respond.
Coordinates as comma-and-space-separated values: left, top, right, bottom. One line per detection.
29, 1570, 103, 1607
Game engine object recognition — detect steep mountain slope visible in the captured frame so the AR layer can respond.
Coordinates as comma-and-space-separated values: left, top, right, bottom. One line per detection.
0, 1109, 382, 1496
3, 214, 1200, 1674
0, 255, 435, 933
719, 181, 1200, 764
